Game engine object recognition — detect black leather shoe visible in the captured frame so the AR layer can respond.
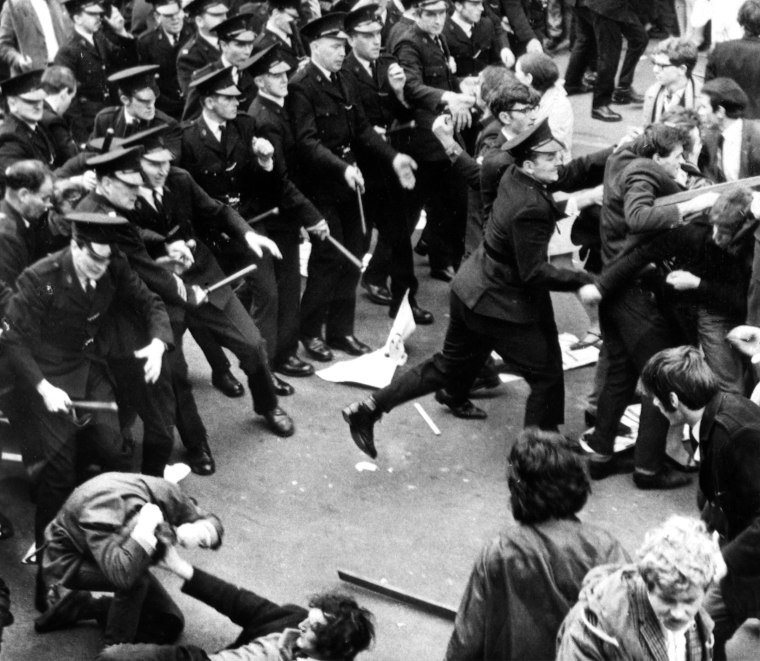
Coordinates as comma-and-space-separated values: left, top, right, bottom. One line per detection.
430, 265, 456, 282
264, 406, 294, 437
275, 355, 314, 377
212, 369, 244, 398
611, 87, 644, 105
302, 336, 333, 362
326, 335, 372, 355
35, 590, 95, 633
469, 373, 501, 393
271, 374, 295, 396
361, 278, 392, 306
389, 304, 434, 325
187, 441, 215, 476
414, 238, 428, 256
435, 389, 487, 419
591, 105, 622, 122
584, 410, 632, 436
342, 399, 382, 458
565, 83, 592, 96
633, 466, 691, 490
587, 452, 634, 480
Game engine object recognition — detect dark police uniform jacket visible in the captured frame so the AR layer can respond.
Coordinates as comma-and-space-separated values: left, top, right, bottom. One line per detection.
0, 199, 40, 314
0, 245, 171, 398
248, 93, 323, 235
0, 114, 56, 186
286, 60, 397, 205
452, 160, 605, 324
181, 65, 257, 122
179, 113, 280, 221
585, 0, 641, 24
41, 102, 79, 166
89, 106, 182, 159
137, 23, 195, 119
393, 24, 461, 162
498, 0, 546, 43
252, 26, 307, 65
444, 15, 506, 79
176, 33, 220, 97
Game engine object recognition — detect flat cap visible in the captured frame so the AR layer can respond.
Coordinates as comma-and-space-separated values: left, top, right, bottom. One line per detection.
86, 146, 146, 185
300, 12, 348, 41
504, 117, 565, 161
0, 69, 46, 100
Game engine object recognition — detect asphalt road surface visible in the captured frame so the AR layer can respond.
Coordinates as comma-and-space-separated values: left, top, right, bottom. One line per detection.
0, 44, 704, 660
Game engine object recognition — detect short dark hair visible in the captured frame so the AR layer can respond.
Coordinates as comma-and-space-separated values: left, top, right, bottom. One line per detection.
653, 37, 698, 75
479, 64, 513, 108
489, 81, 540, 118
701, 78, 748, 119
41, 66, 78, 94
517, 52, 559, 94
4, 160, 52, 192
739, 0, 760, 37
507, 429, 590, 524
631, 123, 687, 158
307, 592, 375, 660
639, 346, 719, 412
660, 107, 701, 153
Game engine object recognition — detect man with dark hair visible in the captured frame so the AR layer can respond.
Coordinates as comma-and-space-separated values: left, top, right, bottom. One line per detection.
445, 429, 628, 661
252, 0, 308, 68
0, 69, 57, 181
699, 77, 760, 183
137, 0, 194, 119
94, 540, 374, 661
343, 119, 607, 458
706, 0, 760, 120
642, 37, 699, 124
41, 65, 79, 165
34, 472, 223, 645
176, 0, 228, 97
639, 346, 760, 659
90, 65, 180, 155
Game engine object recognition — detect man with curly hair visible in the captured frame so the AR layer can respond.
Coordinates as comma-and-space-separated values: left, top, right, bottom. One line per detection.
444, 429, 628, 660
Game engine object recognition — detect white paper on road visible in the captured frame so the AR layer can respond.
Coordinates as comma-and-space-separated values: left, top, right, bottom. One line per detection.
317, 291, 416, 388
496, 333, 600, 384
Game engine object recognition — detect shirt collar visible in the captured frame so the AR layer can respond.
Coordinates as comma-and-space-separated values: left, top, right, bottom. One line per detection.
691, 418, 701, 441
451, 13, 473, 37
722, 118, 743, 141
258, 90, 284, 107
354, 51, 373, 76
267, 22, 291, 43
312, 60, 334, 81
75, 26, 95, 45
202, 109, 225, 133
199, 31, 219, 49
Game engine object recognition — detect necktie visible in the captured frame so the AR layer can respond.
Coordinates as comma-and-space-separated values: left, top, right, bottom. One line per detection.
85, 280, 95, 300
370, 60, 378, 85
218, 123, 227, 150
153, 189, 164, 215
716, 134, 727, 183
232, 67, 239, 85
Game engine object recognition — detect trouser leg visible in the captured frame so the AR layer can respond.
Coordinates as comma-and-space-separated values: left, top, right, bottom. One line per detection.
565, 7, 596, 87
325, 199, 363, 338
270, 232, 302, 363
592, 13, 622, 108
168, 321, 208, 453
617, 17, 649, 90
697, 309, 747, 396
246, 226, 279, 362
97, 644, 209, 661
189, 325, 231, 374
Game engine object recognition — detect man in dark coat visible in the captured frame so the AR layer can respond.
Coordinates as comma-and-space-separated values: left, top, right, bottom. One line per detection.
54, 0, 137, 145
137, 0, 195, 119
640, 346, 760, 660
252, 0, 308, 68
40, 65, 80, 166
444, 0, 510, 79
287, 12, 417, 361
342, 4, 432, 324
0, 209, 172, 549
705, 0, 760, 121
90, 64, 181, 156
0, 70, 57, 184
499, 0, 545, 55
343, 119, 605, 459
176, 0, 228, 96
586, 0, 648, 122
34, 472, 223, 645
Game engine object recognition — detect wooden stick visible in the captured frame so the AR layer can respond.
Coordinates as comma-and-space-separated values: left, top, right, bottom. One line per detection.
356, 188, 367, 236
70, 400, 119, 412
414, 403, 441, 435
246, 207, 280, 225
205, 263, 258, 294
326, 235, 363, 269
653, 175, 760, 207
337, 569, 457, 621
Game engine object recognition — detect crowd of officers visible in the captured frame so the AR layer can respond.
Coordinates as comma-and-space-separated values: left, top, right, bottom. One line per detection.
3, 0, 760, 656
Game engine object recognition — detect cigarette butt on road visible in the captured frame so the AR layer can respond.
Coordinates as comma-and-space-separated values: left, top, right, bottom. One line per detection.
414, 403, 441, 435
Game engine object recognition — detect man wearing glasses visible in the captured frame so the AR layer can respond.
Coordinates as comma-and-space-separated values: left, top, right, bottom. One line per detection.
176, 0, 228, 97
137, 0, 194, 119
90, 64, 181, 155
642, 37, 699, 124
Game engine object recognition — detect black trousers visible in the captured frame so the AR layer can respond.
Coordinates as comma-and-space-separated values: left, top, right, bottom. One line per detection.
408, 159, 469, 272
565, 6, 597, 88
586, 286, 685, 471
591, 12, 648, 108
186, 295, 278, 415
373, 292, 565, 430
300, 196, 363, 339
361, 164, 419, 308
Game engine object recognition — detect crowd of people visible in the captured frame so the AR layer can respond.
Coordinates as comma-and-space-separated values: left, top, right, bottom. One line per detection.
1, 0, 760, 657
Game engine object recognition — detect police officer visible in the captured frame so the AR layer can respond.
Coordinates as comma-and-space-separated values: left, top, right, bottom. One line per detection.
176, 0, 228, 97
137, 0, 195, 119
341, 4, 432, 324
252, 0, 308, 67
90, 65, 181, 156
248, 45, 325, 377
1, 208, 172, 548
288, 12, 417, 361
181, 12, 257, 121
393, 0, 475, 282
0, 70, 56, 182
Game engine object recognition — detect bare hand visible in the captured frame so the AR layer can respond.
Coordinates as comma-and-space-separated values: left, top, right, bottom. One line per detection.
500, 47, 515, 68
245, 231, 282, 259
252, 137, 275, 170
14, 54, 33, 71
36, 379, 71, 414
386, 62, 406, 94
727, 325, 760, 357
189, 285, 208, 306
134, 338, 165, 384
526, 38, 543, 54
344, 165, 365, 192
666, 270, 701, 290
173, 273, 187, 301
678, 191, 720, 216
307, 219, 330, 241
166, 240, 194, 270
578, 283, 602, 306
442, 92, 475, 132
431, 114, 456, 149
82, 171, 98, 190
392, 153, 417, 190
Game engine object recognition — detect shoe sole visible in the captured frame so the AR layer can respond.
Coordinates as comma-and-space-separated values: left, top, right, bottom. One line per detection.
341, 409, 377, 459
592, 114, 622, 122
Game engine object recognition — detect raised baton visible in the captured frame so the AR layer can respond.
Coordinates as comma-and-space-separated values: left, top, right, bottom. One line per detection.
204, 263, 258, 294
326, 235, 363, 269
70, 400, 119, 412
246, 207, 280, 225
